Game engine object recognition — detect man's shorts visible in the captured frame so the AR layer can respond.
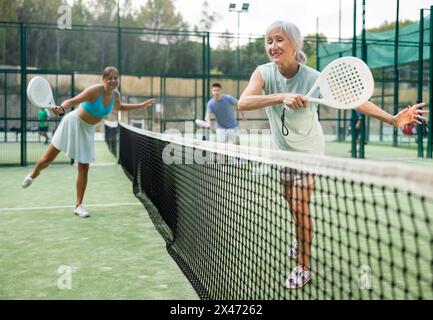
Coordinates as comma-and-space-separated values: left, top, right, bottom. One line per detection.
216, 127, 240, 144
39, 126, 48, 132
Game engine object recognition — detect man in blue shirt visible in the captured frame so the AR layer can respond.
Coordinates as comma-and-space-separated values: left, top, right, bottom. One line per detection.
205, 83, 245, 145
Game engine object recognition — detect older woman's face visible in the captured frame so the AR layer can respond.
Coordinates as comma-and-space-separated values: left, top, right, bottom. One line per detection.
266, 28, 296, 64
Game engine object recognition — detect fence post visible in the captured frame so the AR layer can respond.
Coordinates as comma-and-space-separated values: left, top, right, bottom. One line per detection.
392, 0, 400, 148
20, 22, 27, 166
351, 0, 358, 158
417, 9, 425, 158
427, 6, 433, 158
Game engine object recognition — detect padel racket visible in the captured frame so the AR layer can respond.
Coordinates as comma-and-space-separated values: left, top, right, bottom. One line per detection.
27, 76, 64, 116
291, 56, 374, 110
195, 119, 210, 128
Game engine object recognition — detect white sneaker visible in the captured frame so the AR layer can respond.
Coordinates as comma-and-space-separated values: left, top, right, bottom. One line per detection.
21, 173, 34, 188
74, 205, 90, 218
285, 266, 311, 289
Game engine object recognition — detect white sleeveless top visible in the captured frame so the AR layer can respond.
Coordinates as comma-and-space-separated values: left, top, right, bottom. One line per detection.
258, 62, 325, 154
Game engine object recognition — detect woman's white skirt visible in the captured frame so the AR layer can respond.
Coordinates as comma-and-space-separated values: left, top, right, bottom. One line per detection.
51, 109, 95, 164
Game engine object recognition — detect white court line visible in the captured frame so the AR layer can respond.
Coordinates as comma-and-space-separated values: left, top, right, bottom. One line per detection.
2, 192, 409, 212
0, 203, 143, 212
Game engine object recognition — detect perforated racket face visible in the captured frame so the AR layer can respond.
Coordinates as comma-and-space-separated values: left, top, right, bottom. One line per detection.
319, 57, 374, 109
27, 77, 55, 108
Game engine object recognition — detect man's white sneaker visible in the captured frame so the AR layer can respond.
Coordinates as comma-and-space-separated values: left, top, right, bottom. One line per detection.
74, 205, 90, 218
21, 174, 34, 188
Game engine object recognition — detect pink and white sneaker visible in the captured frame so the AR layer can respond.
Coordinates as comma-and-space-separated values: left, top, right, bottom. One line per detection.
285, 266, 311, 289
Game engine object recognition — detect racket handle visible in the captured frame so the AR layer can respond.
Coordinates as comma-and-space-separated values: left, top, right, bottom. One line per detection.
54, 106, 65, 117
307, 97, 323, 104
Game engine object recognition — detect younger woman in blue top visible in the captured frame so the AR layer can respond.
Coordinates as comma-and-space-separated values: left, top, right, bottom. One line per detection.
22, 66, 155, 218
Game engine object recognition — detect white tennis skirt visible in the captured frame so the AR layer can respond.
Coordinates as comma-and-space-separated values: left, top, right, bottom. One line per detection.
51, 109, 95, 164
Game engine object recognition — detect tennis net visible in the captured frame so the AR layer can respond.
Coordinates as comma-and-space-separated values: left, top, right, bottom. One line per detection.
107, 121, 433, 300
104, 120, 119, 159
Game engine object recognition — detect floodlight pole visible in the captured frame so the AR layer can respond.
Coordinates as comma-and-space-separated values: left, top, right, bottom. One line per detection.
229, 4, 249, 99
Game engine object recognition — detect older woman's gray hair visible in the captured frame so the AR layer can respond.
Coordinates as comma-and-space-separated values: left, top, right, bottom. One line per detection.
265, 21, 307, 64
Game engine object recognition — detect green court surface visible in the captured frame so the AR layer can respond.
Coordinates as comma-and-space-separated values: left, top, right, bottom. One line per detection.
1, 138, 433, 299
0, 141, 71, 165
325, 141, 433, 168
2, 136, 433, 169
0, 142, 198, 299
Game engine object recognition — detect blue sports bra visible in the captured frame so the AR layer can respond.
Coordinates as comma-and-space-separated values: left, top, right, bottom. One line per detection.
81, 93, 115, 118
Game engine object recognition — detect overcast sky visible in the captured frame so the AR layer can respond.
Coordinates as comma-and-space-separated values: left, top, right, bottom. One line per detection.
131, 0, 432, 40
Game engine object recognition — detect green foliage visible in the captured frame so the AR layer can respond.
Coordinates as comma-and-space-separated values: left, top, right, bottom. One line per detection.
138, 0, 188, 30
367, 19, 415, 33
210, 68, 223, 75
197, 0, 221, 32
0, 0, 324, 76
304, 33, 328, 69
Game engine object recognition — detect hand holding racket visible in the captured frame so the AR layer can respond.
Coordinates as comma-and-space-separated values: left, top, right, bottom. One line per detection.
195, 119, 210, 128
284, 56, 374, 111
27, 76, 65, 116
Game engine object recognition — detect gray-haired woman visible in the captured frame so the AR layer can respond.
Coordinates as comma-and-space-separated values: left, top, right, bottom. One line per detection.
238, 20, 427, 289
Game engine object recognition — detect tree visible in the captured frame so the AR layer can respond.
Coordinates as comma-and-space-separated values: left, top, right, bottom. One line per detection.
240, 36, 268, 75
134, 0, 189, 73
367, 19, 414, 33
303, 33, 327, 69
197, 0, 221, 32
137, 0, 188, 30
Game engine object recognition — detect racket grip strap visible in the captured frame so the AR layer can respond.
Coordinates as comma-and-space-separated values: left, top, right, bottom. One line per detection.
59, 106, 66, 116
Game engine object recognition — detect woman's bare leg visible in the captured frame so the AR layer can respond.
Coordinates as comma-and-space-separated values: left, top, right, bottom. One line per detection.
31, 144, 61, 178
281, 178, 315, 270
291, 183, 315, 270
76, 163, 89, 206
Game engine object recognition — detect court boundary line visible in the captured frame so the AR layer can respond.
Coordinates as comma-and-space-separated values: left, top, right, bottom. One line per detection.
0, 191, 410, 212
0, 202, 143, 212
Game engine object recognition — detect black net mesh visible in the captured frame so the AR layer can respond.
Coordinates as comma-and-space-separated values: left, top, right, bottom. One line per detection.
107, 121, 433, 300
104, 120, 119, 159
